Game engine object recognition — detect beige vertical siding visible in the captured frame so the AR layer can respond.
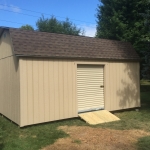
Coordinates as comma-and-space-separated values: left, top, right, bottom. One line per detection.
20, 58, 140, 126
0, 30, 20, 125
20, 58, 77, 127
104, 62, 140, 111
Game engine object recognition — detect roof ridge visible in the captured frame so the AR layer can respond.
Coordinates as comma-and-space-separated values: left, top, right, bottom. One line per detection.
8, 27, 129, 44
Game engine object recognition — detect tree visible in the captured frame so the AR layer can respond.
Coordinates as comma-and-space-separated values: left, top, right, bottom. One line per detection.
140, 1, 150, 79
20, 25, 34, 30
36, 16, 84, 35
96, 0, 148, 53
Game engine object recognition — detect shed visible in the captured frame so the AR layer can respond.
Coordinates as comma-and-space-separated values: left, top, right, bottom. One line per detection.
0, 27, 140, 127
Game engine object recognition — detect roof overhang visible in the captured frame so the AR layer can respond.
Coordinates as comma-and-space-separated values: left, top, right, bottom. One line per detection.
17, 55, 141, 62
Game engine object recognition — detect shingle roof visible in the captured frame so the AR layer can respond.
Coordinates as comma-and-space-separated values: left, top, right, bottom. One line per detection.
8, 28, 140, 61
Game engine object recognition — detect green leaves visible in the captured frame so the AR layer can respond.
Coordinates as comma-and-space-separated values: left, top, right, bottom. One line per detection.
96, 0, 148, 44
20, 25, 34, 31
36, 15, 83, 36
140, 1, 150, 79
137, 136, 150, 150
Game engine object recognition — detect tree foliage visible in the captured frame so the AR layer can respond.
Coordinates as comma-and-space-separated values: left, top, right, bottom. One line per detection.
36, 16, 83, 35
142, 44, 150, 79
20, 24, 34, 30
96, 0, 148, 53
140, 1, 150, 79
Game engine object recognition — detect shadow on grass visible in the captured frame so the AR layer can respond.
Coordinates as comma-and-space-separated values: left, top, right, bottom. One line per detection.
0, 116, 70, 150
0, 144, 4, 150
137, 136, 150, 150
140, 85, 150, 92
0, 127, 4, 150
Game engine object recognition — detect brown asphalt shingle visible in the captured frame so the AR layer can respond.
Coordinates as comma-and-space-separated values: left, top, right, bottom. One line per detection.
9, 28, 140, 61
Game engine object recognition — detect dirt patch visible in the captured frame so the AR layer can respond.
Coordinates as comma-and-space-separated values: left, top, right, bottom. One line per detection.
42, 126, 150, 150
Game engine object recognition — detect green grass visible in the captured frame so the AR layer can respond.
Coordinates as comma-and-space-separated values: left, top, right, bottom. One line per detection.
137, 136, 150, 150
0, 81, 150, 150
140, 80, 150, 85
0, 117, 87, 150
0, 127, 4, 149
0, 119, 68, 150
140, 80, 150, 92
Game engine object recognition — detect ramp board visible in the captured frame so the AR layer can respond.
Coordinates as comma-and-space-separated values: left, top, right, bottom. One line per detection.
78, 110, 120, 125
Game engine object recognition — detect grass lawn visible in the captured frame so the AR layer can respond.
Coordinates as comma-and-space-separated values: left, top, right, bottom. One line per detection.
0, 80, 150, 150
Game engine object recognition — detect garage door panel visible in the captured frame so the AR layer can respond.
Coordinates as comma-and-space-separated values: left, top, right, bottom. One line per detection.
78, 96, 104, 101
78, 91, 104, 95
77, 88, 103, 91
79, 102, 104, 106
77, 65, 104, 112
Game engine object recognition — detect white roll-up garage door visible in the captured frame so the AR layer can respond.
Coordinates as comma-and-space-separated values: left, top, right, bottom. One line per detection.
77, 65, 104, 113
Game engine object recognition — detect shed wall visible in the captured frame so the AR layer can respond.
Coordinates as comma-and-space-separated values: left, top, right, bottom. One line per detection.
20, 58, 140, 127
20, 58, 77, 126
0, 30, 20, 125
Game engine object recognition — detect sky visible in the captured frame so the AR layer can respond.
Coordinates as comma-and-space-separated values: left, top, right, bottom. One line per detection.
0, 0, 100, 37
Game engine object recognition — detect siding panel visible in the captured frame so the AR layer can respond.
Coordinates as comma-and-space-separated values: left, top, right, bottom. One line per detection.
49, 61, 55, 121
44, 60, 50, 122
32, 59, 39, 123
72, 62, 77, 117
54, 61, 59, 120
58, 61, 64, 119
27, 59, 33, 124
20, 59, 27, 126
104, 63, 109, 110
39, 60, 45, 123
68, 62, 73, 117
63, 61, 69, 118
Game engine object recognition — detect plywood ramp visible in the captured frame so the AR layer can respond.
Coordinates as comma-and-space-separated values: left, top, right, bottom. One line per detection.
78, 110, 120, 125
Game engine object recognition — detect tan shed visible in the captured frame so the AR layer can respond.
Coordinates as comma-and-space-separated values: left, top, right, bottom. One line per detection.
0, 27, 140, 127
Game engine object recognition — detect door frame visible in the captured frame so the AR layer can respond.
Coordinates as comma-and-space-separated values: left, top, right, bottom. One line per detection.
75, 61, 108, 113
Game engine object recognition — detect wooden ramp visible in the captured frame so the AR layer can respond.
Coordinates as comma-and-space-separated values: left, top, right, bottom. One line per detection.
78, 110, 120, 125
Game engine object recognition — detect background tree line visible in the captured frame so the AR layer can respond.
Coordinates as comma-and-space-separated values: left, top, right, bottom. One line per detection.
20, 15, 83, 36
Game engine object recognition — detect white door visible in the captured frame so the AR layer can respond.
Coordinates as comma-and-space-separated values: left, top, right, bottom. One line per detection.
77, 65, 104, 113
